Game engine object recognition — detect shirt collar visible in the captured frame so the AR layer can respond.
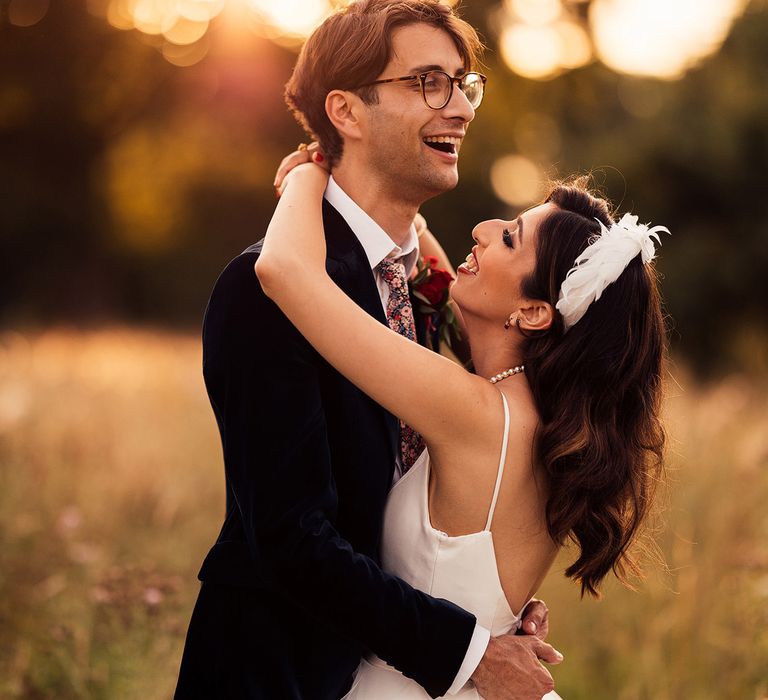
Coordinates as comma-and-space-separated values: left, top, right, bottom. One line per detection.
324, 175, 419, 275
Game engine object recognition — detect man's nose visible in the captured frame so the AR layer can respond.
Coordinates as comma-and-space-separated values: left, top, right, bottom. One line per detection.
442, 84, 475, 123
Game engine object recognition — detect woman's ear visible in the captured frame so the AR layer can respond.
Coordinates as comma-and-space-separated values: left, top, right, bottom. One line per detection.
325, 90, 364, 143
518, 301, 554, 333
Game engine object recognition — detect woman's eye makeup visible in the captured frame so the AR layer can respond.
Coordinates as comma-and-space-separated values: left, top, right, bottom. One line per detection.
502, 228, 514, 248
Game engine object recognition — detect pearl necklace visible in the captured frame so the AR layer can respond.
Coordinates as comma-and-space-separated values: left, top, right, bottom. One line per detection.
488, 364, 525, 384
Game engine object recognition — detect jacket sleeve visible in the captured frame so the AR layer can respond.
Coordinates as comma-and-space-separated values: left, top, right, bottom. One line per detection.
201, 250, 476, 698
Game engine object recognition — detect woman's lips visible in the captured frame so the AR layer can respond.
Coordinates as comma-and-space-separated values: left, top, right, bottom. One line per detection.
458, 251, 478, 275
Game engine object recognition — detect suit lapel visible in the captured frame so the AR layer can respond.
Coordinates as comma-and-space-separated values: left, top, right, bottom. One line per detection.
323, 201, 387, 326
322, 200, 400, 461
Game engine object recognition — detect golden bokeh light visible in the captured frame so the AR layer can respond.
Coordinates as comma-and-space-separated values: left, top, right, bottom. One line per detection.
178, 0, 226, 22
131, 0, 178, 34
8, 0, 50, 27
105, 0, 135, 30
498, 0, 593, 80
555, 20, 592, 69
90, 0, 748, 74
244, 0, 335, 40
101, 0, 343, 57
500, 23, 561, 80
163, 17, 210, 45
162, 36, 211, 66
590, 0, 748, 79
104, 0, 221, 39
505, 0, 562, 26
490, 154, 544, 207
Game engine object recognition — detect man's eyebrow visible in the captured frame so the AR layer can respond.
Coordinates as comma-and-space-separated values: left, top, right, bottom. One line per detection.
517, 216, 524, 245
410, 64, 444, 73
410, 64, 467, 76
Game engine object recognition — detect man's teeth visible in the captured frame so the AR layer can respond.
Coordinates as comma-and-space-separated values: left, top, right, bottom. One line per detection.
423, 136, 462, 146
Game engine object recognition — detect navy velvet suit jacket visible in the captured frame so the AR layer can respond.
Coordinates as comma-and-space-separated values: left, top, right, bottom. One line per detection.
190, 200, 475, 699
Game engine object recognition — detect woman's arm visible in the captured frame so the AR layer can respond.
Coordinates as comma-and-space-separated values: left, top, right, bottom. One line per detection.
414, 216, 472, 365
415, 214, 455, 276
255, 164, 495, 449
274, 148, 472, 358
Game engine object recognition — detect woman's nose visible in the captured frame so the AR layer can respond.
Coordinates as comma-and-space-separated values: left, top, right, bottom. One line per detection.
471, 220, 494, 246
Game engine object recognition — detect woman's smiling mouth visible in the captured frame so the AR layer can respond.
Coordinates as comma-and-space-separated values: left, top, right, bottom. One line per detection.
458, 250, 478, 275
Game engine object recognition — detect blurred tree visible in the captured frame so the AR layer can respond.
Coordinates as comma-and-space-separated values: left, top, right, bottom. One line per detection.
0, 0, 303, 325
1, 0, 766, 375
430, 0, 768, 376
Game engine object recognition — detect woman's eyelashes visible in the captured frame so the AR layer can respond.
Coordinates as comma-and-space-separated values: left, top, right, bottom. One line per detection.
502, 228, 515, 248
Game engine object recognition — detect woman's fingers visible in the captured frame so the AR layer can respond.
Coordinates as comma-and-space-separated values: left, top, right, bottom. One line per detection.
310, 149, 330, 172
274, 150, 312, 192
273, 142, 328, 194
413, 212, 428, 237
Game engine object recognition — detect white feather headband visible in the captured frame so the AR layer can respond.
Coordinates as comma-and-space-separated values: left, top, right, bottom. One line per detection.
555, 213, 669, 331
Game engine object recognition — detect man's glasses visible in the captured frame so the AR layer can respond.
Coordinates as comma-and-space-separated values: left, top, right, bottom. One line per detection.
358, 70, 487, 110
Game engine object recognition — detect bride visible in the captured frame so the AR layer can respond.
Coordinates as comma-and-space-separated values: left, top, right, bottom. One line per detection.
255, 159, 667, 699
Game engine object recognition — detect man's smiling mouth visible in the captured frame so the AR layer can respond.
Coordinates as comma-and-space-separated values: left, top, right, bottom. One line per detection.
423, 136, 462, 154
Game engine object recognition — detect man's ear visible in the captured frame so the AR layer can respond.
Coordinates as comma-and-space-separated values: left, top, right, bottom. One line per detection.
518, 301, 554, 333
325, 90, 365, 143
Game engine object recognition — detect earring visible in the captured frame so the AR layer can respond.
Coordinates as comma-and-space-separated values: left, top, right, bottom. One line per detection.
516, 317, 545, 339
504, 315, 514, 330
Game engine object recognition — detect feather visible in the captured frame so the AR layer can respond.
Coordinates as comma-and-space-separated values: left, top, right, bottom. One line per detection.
556, 214, 669, 330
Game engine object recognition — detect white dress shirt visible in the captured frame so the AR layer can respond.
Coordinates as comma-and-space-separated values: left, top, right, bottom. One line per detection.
323, 175, 490, 695
324, 175, 420, 310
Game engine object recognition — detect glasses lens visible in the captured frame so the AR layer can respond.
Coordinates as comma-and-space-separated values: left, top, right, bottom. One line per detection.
423, 71, 452, 109
461, 73, 484, 108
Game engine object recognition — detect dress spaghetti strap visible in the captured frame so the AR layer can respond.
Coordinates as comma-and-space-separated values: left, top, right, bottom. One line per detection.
484, 392, 511, 531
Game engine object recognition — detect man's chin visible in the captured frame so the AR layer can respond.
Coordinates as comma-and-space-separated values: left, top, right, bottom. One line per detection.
430, 172, 460, 196
392, 164, 460, 204
421, 165, 460, 196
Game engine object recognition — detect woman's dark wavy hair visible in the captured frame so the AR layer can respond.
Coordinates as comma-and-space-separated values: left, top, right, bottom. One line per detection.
521, 178, 667, 597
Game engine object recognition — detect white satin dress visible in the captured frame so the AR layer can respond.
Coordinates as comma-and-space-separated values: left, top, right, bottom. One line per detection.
343, 393, 562, 699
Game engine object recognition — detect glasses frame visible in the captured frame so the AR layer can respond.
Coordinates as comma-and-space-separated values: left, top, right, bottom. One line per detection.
357, 70, 487, 110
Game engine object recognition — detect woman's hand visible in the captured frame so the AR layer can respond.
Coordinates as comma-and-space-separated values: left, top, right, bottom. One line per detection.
274, 142, 330, 196
257, 157, 330, 301
278, 161, 330, 200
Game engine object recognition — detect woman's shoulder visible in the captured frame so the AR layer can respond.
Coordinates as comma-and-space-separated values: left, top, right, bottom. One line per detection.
484, 384, 540, 443
503, 388, 540, 439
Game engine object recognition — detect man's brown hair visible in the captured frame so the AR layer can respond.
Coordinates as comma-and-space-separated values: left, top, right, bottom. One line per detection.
285, 0, 483, 165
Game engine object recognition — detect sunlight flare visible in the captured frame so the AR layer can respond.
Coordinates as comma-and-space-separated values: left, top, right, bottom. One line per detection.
244, 0, 334, 39
590, 0, 748, 79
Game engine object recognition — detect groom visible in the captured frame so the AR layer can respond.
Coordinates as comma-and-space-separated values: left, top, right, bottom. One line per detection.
175, 1, 560, 699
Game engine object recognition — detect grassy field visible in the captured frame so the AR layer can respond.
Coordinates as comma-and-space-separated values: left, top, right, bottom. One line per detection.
0, 327, 766, 699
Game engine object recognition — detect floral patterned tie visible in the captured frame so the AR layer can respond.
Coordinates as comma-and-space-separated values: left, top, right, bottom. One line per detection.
377, 259, 426, 471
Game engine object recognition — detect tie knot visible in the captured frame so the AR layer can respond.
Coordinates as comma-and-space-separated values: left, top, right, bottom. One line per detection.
377, 259, 407, 289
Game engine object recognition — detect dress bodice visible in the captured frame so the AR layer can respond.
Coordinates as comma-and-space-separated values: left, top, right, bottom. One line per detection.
379, 392, 524, 637
344, 392, 564, 699
380, 453, 523, 636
